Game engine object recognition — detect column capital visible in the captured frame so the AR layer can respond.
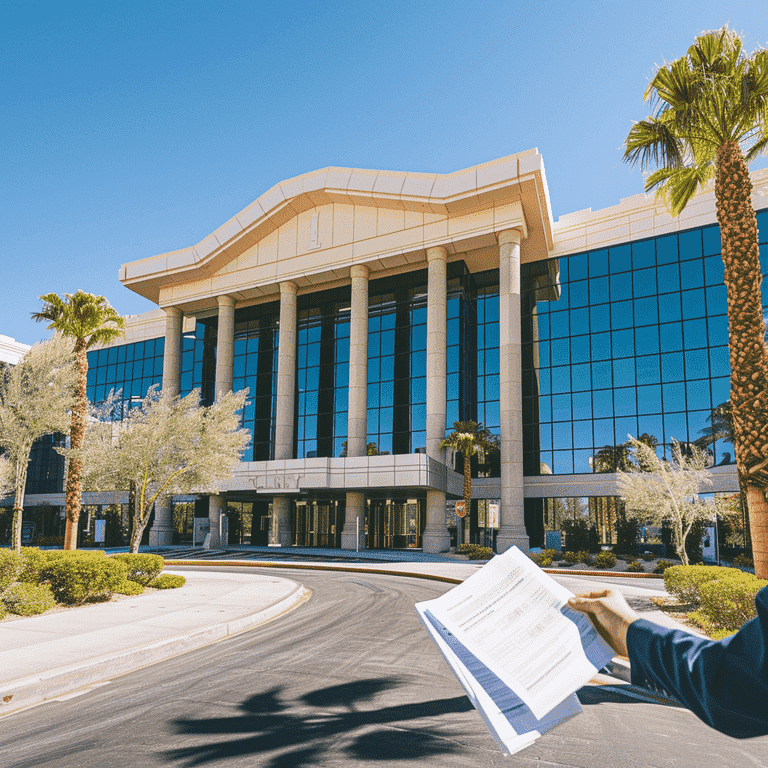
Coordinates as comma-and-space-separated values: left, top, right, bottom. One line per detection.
162, 305, 183, 319
217, 294, 235, 309
426, 245, 449, 263
280, 280, 298, 295
350, 264, 369, 280
497, 229, 523, 247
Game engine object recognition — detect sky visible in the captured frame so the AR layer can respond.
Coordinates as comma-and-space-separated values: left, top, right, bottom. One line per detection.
3, 0, 768, 346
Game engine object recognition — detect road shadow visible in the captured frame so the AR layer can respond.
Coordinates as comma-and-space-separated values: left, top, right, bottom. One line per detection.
162, 676, 474, 767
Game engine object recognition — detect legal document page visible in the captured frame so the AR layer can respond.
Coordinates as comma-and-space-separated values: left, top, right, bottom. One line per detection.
417, 546, 613, 720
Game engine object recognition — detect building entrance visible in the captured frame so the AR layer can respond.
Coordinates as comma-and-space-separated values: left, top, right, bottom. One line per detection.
292, 499, 342, 548
366, 498, 423, 549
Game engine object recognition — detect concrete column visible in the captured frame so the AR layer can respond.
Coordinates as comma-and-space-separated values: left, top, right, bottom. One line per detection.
341, 491, 366, 551
162, 306, 182, 397
346, 265, 369, 457
215, 294, 235, 398
422, 246, 450, 554
148, 499, 174, 547
207, 494, 224, 549
271, 496, 292, 547
274, 281, 298, 461
496, 229, 529, 553
342, 266, 369, 550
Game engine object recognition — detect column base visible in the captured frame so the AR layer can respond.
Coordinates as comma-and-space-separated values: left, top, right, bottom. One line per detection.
340, 531, 366, 551
496, 525, 529, 554
148, 524, 174, 547
422, 526, 451, 554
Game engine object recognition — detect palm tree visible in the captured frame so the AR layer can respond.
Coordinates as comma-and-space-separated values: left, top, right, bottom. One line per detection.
32, 291, 125, 549
441, 421, 496, 544
623, 27, 768, 578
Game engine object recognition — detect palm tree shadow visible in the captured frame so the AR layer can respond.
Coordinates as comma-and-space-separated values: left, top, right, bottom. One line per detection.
162, 676, 474, 767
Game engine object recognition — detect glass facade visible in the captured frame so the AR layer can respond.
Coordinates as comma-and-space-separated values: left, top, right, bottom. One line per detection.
521, 207, 768, 476
86, 337, 165, 409
180, 318, 216, 405
296, 288, 350, 459
233, 303, 279, 461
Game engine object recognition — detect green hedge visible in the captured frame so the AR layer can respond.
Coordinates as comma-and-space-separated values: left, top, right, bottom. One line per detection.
595, 551, 617, 569
529, 549, 558, 567
2, 583, 56, 616
0, 551, 22, 591
699, 575, 768, 632
44, 556, 127, 605
152, 574, 186, 589
664, 565, 738, 605
456, 544, 493, 561
19, 547, 48, 583
114, 579, 144, 596
110, 553, 165, 586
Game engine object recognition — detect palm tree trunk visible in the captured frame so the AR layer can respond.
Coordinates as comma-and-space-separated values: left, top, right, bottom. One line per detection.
714, 141, 768, 579
63, 338, 89, 550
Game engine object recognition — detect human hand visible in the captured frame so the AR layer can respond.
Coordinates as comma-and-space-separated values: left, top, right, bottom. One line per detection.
567, 589, 641, 657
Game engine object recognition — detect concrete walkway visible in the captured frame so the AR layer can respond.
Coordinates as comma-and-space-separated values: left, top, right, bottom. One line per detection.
0, 554, 690, 719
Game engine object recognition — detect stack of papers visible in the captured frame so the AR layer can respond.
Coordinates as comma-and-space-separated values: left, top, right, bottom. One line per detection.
415, 546, 614, 755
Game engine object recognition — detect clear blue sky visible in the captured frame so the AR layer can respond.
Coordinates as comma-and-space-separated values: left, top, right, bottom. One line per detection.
3, 0, 767, 345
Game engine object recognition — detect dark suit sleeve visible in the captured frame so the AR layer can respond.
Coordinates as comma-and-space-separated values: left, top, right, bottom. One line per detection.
626, 585, 768, 738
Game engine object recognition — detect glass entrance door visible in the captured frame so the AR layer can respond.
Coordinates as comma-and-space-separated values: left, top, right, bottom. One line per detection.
366, 499, 422, 549
292, 499, 342, 548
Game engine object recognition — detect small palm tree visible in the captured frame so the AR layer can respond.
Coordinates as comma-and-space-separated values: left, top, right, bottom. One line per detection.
623, 27, 768, 578
441, 421, 496, 533
33, 291, 125, 549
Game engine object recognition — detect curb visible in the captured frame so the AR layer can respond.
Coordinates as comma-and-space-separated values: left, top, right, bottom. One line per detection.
0, 582, 310, 719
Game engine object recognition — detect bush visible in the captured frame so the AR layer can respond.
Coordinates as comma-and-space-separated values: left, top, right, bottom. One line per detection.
114, 579, 144, 596
615, 516, 639, 555
733, 553, 754, 568
529, 549, 557, 567
561, 517, 599, 553
594, 550, 617, 569
36, 536, 64, 547
641, 552, 656, 562
0, 602, 6, 620
455, 544, 493, 561
19, 547, 48, 583
664, 565, 738, 605
0, 550, 22, 592
627, 560, 645, 572
699, 575, 768, 632
562, 551, 581, 565
576, 550, 594, 566
44, 556, 127, 605
654, 559, 674, 574
110, 553, 165, 585
2, 583, 56, 616
152, 574, 186, 589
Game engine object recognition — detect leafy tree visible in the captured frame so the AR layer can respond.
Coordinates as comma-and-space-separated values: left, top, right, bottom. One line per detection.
32, 291, 125, 549
0, 336, 76, 551
76, 386, 250, 552
623, 27, 768, 577
619, 436, 715, 565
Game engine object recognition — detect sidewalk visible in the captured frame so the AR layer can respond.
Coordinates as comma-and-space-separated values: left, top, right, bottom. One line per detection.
0, 552, 688, 718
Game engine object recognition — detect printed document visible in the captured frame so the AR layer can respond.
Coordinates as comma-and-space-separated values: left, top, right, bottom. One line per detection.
415, 546, 614, 751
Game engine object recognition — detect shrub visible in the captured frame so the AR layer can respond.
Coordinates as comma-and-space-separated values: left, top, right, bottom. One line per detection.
733, 553, 754, 568
36, 536, 64, 547
111, 553, 165, 585
152, 574, 186, 589
615, 516, 639, 555
44, 556, 127, 605
653, 559, 674, 574
664, 565, 738, 605
627, 560, 645, 572
562, 551, 581, 565
19, 547, 48, 583
0, 551, 22, 591
529, 549, 557, 567
594, 551, 617, 569
698, 575, 768, 632
561, 517, 599, 553
0, 602, 6, 620
114, 579, 144, 596
641, 552, 656, 562
2, 583, 55, 616
576, 550, 594, 566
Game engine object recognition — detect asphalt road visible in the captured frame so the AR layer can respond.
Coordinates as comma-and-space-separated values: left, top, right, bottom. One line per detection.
0, 567, 765, 768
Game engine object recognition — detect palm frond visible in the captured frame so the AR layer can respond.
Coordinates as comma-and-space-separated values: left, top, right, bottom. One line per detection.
624, 118, 685, 169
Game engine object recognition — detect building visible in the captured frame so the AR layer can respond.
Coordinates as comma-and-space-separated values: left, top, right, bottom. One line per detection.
7, 150, 768, 551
